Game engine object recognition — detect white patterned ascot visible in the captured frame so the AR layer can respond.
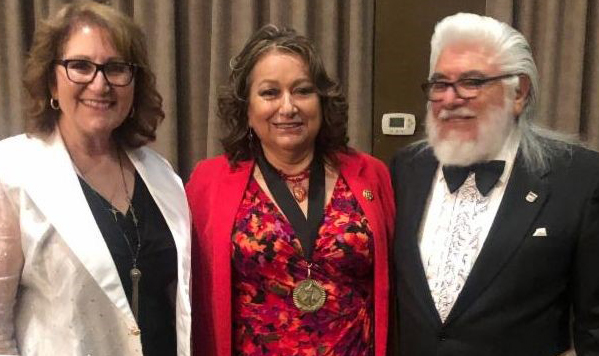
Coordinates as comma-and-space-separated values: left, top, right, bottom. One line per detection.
425, 173, 491, 322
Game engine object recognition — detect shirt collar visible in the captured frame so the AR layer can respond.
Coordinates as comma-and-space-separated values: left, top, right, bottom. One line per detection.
494, 128, 520, 185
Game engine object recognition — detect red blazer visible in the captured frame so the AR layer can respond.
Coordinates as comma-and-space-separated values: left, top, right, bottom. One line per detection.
186, 151, 395, 356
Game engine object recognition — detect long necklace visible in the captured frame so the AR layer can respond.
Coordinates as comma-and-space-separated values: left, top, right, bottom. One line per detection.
278, 168, 310, 202
78, 150, 143, 322
114, 152, 143, 322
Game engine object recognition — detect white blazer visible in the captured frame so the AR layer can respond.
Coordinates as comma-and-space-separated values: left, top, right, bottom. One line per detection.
0, 130, 191, 356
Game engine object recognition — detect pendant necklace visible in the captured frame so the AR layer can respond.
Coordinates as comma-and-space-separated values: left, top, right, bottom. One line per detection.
78, 150, 143, 322
278, 168, 310, 202
114, 151, 142, 323
256, 153, 327, 312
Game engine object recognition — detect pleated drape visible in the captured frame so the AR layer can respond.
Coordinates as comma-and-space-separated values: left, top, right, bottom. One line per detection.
487, 0, 599, 152
0, 1, 27, 137
0, 0, 374, 179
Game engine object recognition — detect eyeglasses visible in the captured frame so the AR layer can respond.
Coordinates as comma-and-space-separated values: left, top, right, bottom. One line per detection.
53, 59, 138, 87
421, 73, 517, 101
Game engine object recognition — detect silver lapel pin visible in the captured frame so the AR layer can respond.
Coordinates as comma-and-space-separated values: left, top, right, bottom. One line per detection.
525, 191, 538, 203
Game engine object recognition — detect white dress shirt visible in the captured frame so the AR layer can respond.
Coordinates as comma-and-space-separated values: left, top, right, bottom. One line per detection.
419, 131, 520, 320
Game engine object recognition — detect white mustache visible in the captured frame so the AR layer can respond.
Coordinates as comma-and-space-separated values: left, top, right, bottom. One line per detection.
438, 108, 476, 120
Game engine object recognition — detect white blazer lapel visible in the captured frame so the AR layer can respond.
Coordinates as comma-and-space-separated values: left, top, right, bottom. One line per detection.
127, 148, 189, 253
23, 131, 135, 321
126, 148, 191, 284
127, 147, 192, 353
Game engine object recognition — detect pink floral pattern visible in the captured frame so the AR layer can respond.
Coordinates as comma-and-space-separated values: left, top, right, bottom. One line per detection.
231, 175, 374, 356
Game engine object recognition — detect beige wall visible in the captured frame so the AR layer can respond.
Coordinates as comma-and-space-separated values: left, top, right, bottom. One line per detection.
372, 0, 486, 164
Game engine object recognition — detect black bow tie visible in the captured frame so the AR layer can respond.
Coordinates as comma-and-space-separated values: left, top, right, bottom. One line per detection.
442, 160, 505, 196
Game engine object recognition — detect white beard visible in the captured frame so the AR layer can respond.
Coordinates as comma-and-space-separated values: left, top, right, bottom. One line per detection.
426, 100, 516, 166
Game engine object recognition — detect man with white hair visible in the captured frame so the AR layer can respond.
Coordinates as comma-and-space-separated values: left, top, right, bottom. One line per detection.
390, 12, 599, 355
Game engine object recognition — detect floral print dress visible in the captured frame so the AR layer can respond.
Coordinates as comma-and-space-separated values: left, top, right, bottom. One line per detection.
231, 175, 374, 356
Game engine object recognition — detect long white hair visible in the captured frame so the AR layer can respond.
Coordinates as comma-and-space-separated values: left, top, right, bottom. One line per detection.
426, 13, 575, 172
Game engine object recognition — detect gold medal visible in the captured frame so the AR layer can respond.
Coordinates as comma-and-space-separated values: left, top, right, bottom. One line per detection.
293, 263, 326, 312
293, 279, 326, 312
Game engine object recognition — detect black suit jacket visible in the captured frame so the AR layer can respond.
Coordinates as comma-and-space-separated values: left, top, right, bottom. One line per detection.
390, 142, 599, 356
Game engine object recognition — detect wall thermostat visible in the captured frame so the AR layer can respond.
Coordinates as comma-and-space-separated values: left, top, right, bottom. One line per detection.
382, 113, 416, 135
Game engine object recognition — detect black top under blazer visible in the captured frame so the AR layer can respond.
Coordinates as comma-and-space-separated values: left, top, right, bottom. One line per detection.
390, 141, 599, 356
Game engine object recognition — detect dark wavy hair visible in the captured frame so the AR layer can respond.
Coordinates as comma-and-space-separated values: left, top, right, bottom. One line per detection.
23, 0, 164, 148
219, 24, 349, 166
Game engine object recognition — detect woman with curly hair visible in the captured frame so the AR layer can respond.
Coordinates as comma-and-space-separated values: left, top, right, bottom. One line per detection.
186, 24, 394, 356
0, 2, 190, 355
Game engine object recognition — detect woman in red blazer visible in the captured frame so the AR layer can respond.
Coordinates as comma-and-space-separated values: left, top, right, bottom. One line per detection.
186, 24, 395, 356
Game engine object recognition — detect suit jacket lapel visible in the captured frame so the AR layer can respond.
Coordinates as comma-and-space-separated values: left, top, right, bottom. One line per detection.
211, 160, 253, 258
23, 131, 133, 320
338, 154, 382, 245
337, 152, 391, 356
446, 153, 550, 324
211, 159, 252, 355
397, 148, 443, 326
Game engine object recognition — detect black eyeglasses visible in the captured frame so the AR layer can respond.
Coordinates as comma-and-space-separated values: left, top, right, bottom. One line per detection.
53, 59, 138, 87
421, 73, 517, 101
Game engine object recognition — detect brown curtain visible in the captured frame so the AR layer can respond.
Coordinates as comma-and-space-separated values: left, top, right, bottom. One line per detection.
0, 0, 374, 179
487, 0, 599, 152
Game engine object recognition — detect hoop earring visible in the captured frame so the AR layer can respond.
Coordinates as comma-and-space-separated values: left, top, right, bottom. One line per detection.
50, 98, 60, 110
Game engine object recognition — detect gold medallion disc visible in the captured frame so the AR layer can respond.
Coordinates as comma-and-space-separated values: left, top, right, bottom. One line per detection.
293, 278, 326, 312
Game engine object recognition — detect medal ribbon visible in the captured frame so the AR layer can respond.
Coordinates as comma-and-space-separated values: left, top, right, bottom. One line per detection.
256, 153, 325, 261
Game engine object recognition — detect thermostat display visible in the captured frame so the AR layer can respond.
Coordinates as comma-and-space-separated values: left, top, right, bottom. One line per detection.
389, 116, 405, 128
382, 113, 416, 135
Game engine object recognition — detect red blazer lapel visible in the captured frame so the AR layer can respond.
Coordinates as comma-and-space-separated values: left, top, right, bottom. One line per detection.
338, 152, 393, 356
211, 160, 253, 355
188, 157, 253, 356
